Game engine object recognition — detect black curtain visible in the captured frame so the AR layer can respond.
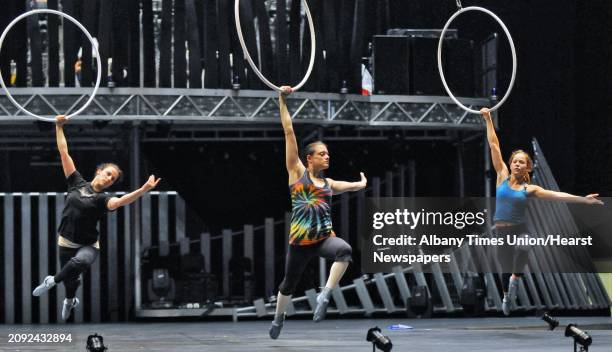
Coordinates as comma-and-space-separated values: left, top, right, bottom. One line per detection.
323, 0, 339, 92
301, 0, 314, 91
337, 0, 354, 87
254, 0, 272, 90
274, 0, 289, 84
14, 0, 27, 87
203, 0, 220, 87
128, 0, 141, 86
375, 0, 390, 35
229, 0, 247, 89
186, 0, 203, 88
159, 0, 173, 87
288, 0, 302, 84
235, 0, 258, 89
47, 0, 60, 86
63, 0, 79, 87
27, 2, 43, 86
574, 1, 612, 194
112, 0, 131, 86
216, 0, 232, 88
174, 0, 187, 87
98, 0, 113, 87
311, 0, 326, 92
348, 0, 367, 93
80, 0, 98, 87
142, 0, 156, 87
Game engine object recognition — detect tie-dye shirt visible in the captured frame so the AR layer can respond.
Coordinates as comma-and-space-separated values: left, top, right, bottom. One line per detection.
289, 170, 335, 246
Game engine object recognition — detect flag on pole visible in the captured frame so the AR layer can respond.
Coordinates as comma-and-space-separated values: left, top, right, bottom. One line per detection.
361, 64, 373, 96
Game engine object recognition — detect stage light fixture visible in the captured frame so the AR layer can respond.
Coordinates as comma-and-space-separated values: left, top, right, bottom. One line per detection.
542, 312, 559, 330
86, 333, 107, 352
565, 324, 592, 352
366, 326, 393, 352
340, 80, 348, 94
232, 74, 241, 90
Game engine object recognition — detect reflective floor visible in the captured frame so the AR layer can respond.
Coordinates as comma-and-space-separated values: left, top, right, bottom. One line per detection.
0, 316, 611, 351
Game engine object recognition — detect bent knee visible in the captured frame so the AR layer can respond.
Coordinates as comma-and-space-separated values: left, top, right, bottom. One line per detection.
69, 257, 90, 271
278, 279, 297, 296
336, 243, 352, 262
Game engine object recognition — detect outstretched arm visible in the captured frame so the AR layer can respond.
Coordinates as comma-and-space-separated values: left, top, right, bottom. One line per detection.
55, 115, 76, 178
106, 175, 161, 211
481, 108, 509, 185
279, 86, 305, 183
328, 172, 367, 195
528, 185, 603, 205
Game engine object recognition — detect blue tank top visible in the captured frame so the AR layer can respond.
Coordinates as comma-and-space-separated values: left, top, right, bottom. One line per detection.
494, 178, 528, 224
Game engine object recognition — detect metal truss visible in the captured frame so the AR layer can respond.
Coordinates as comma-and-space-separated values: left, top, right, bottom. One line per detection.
0, 125, 484, 151
0, 88, 489, 129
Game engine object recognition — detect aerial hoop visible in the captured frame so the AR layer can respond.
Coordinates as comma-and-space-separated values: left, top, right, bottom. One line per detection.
234, 0, 316, 92
0, 9, 102, 122
437, 6, 517, 114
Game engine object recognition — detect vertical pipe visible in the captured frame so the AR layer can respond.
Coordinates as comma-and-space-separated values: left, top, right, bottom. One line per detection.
123, 204, 131, 321
484, 136, 492, 230
90, 223, 101, 323
38, 193, 49, 323
222, 229, 232, 298
139, 6, 144, 87
55, 194, 66, 323
399, 164, 406, 197
457, 142, 465, 197
340, 193, 349, 239
2, 194, 14, 324
21, 194, 32, 323
107, 210, 118, 321
356, 189, 365, 251
243, 225, 254, 264
131, 125, 142, 311
265, 218, 275, 297
284, 212, 291, 247
408, 160, 416, 197
175, 195, 186, 242
372, 177, 381, 198
385, 171, 393, 196
158, 193, 169, 256
201, 232, 211, 273
141, 194, 151, 249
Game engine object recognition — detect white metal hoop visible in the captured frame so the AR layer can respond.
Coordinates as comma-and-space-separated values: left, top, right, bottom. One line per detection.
234, 0, 316, 92
0, 9, 102, 122
437, 6, 517, 114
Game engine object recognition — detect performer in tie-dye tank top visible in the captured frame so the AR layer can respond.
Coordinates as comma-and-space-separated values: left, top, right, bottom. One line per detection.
269, 86, 367, 339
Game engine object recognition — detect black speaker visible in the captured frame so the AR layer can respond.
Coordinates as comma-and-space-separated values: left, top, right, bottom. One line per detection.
373, 35, 410, 94
180, 254, 206, 277
443, 39, 475, 97
179, 277, 207, 303
459, 274, 485, 316
411, 37, 444, 95
406, 285, 432, 317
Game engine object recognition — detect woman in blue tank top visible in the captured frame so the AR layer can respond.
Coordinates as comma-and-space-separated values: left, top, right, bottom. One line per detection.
481, 108, 602, 316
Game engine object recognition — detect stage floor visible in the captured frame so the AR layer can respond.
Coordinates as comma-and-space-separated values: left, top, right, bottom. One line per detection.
1, 316, 611, 351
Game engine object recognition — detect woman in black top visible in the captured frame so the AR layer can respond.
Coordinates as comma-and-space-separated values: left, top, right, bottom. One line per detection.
33, 115, 161, 320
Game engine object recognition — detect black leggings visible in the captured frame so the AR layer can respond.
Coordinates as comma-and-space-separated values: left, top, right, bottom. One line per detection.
54, 246, 99, 298
494, 223, 531, 290
278, 236, 352, 296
